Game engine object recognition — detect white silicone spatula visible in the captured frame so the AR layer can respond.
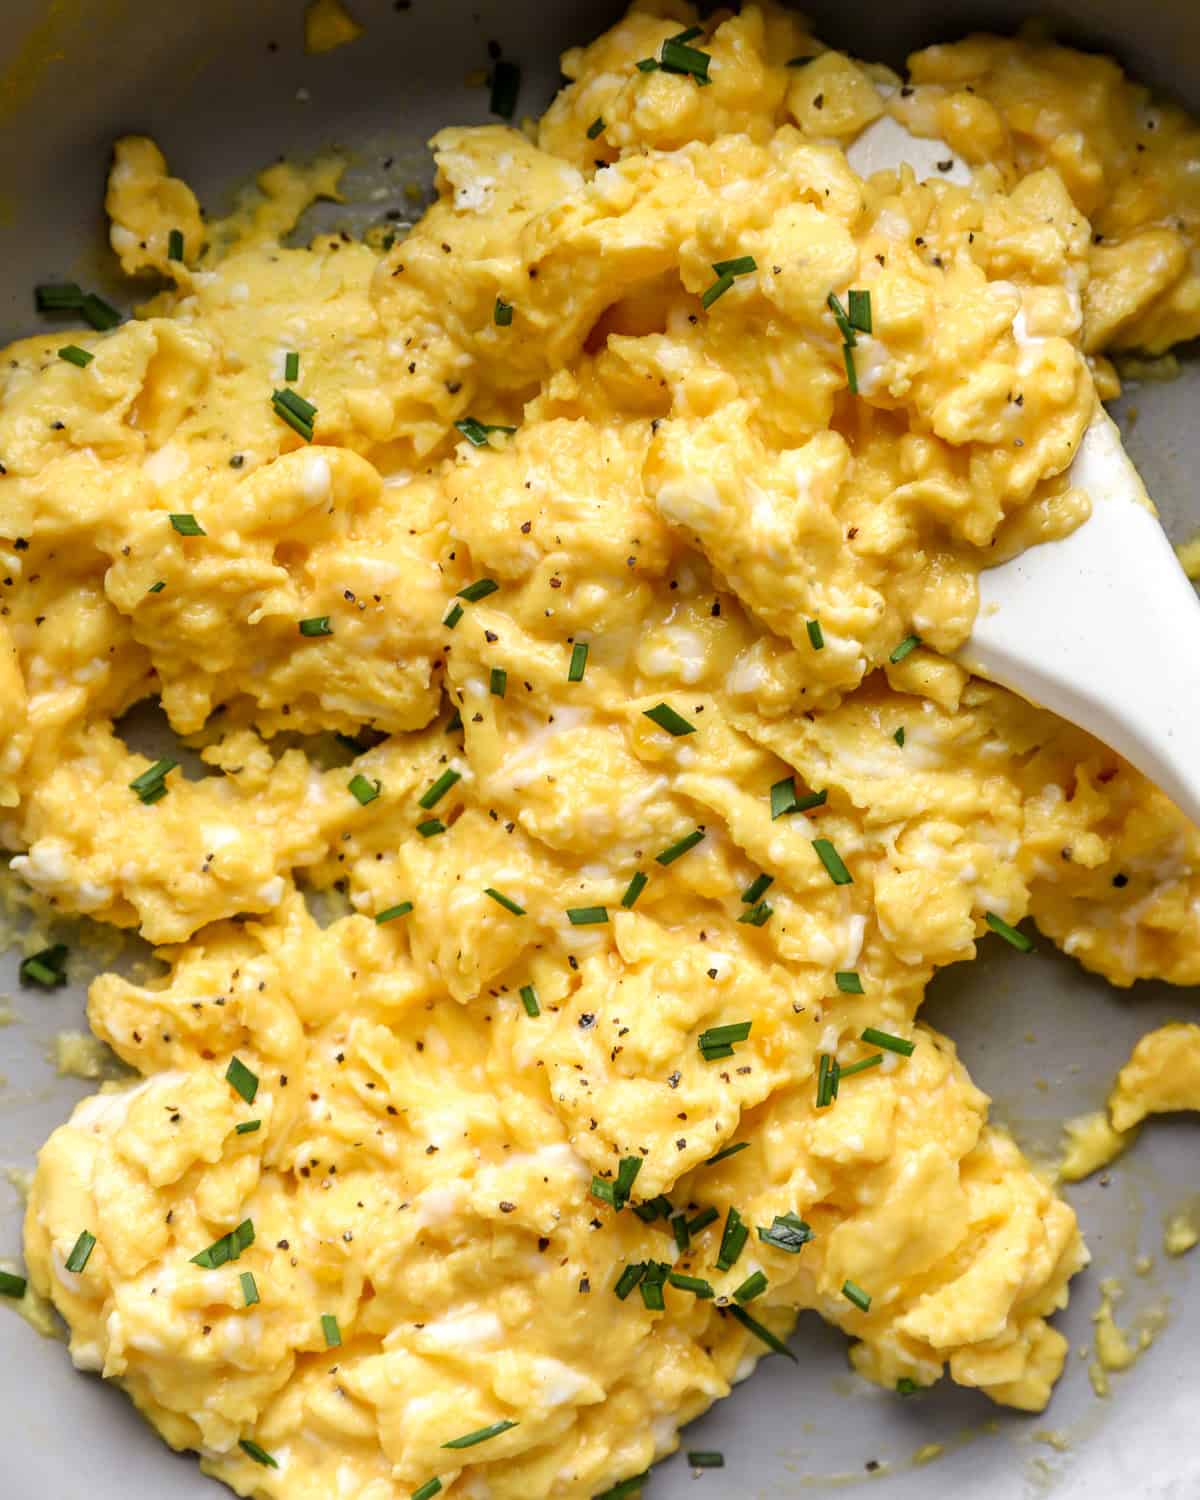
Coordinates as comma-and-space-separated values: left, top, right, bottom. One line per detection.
846, 115, 1200, 824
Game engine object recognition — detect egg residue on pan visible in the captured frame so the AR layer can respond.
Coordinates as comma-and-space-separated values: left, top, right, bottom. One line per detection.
6, 6, 1200, 1498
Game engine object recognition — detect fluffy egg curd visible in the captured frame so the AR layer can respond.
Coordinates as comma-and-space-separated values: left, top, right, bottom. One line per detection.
7, 5, 1200, 1497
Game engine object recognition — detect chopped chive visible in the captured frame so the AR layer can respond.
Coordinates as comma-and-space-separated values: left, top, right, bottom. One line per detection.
413, 1481, 443, 1500
816, 1052, 839, 1108
757, 1212, 813, 1253
457, 578, 499, 603
632, 1195, 672, 1223
727, 1303, 796, 1361
827, 292, 856, 346
58, 344, 93, 368
701, 273, 734, 309
985, 911, 1035, 953
417, 819, 446, 838
733, 1270, 768, 1303
190, 1218, 254, 1269
235, 1120, 262, 1135
740, 873, 774, 904
321, 1312, 341, 1347
568, 641, 589, 682
35, 282, 83, 311
861, 1026, 914, 1056
685, 1206, 719, 1237
272, 398, 314, 441
147, 580, 165, 593
621, 871, 648, 908
737, 901, 773, 927
484, 888, 525, 915
671, 1212, 690, 1253
284, 351, 300, 382
712, 255, 757, 278
167, 228, 184, 261
705, 1140, 748, 1167
838, 1053, 883, 1078
443, 1417, 519, 1449
889, 634, 921, 664
419, 768, 462, 809
240, 1271, 259, 1307
81, 293, 121, 330
597, 1476, 648, 1500
445, 709, 463, 733
299, 615, 333, 637
698, 1022, 752, 1056
896, 1377, 924, 1397
129, 757, 178, 804
587, 117, 606, 139
225, 1056, 259, 1105
806, 618, 824, 650
842, 1279, 872, 1312
494, 297, 513, 326
772, 779, 827, 818
668, 1271, 714, 1299
376, 902, 414, 924
567, 905, 608, 926
169, 513, 205, 536
842, 341, 858, 393
835, 970, 863, 994
239, 1440, 278, 1469
0, 1270, 27, 1298
636, 57, 659, 72
591, 1157, 641, 1212
688, 1452, 724, 1469
655, 829, 704, 865
455, 417, 517, 447
847, 289, 872, 334
348, 773, 381, 805
639, 1261, 669, 1310
660, 37, 711, 81
519, 983, 540, 1017
894, 726, 906, 746
643, 702, 695, 736
812, 838, 852, 885
19, 944, 68, 989
489, 59, 520, 119
716, 1206, 748, 1271
443, 602, 464, 628
488, 666, 507, 697
615, 1262, 647, 1300
64, 1231, 96, 1274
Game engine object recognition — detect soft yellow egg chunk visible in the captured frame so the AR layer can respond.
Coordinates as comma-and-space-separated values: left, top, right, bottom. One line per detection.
11, 4, 1200, 1498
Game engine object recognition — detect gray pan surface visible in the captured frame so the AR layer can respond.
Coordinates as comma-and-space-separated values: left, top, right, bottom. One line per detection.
1, 1, 1198, 1495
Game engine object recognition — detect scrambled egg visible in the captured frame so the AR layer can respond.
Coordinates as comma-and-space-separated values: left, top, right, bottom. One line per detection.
7, 5, 1200, 1497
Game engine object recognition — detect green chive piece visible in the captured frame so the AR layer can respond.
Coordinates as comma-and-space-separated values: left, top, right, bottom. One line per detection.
698, 1022, 751, 1060
239, 1439, 278, 1469
712, 255, 757, 277
686, 1206, 719, 1236
716, 1207, 748, 1272
847, 288, 872, 334
728, 1303, 796, 1361
35, 282, 84, 311
225, 1056, 259, 1105
737, 901, 773, 927
419, 768, 462, 809
668, 1271, 714, 1299
169, 513, 205, 536
985, 911, 1035, 953
190, 1218, 254, 1269
129, 757, 178, 804
740, 873, 773, 904
593, 1155, 642, 1212
842, 1279, 872, 1312
636, 58, 659, 73
894, 726, 906, 746
147, 580, 165, 593
348, 773, 381, 805
688, 1452, 724, 1469
284, 351, 300, 382
634, 1195, 674, 1224
568, 641, 589, 682
235, 1120, 262, 1135
81, 293, 121, 330
861, 1026, 914, 1056
639, 1261, 669, 1310
376, 902, 414, 924
272, 399, 314, 442
643, 702, 695, 736
519, 983, 540, 1017
614, 1262, 646, 1300
828, 291, 856, 346
838, 1053, 883, 1078
484, 888, 525, 916
889, 634, 921, 663
240, 1270, 259, 1307
167, 228, 184, 261
806, 619, 825, 651
835, 970, 864, 994
58, 344, 93, 368
417, 819, 446, 838
19, 944, 68, 989
655, 829, 704, 865
444, 1419, 518, 1450
457, 578, 499, 603
446, 709, 463, 733
64, 1231, 96, 1274
443, 602, 464, 629
494, 297, 513, 326
488, 666, 509, 698
489, 59, 520, 119
597, 1475, 648, 1500
816, 1052, 839, 1108
567, 905, 609, 926
413, 1481, 443, 1500
842, 342, 859, 393
771, 779, 827, 818
587, 117, 606, 139
275, 387, 316, 422
621, 871, 648, 908
0, 1269, 27, 1298
705, 1140, 748, 1167
701, 273, 734, 309
896, 1377, 924, 1397
321, 1312, 341, 1347
455, 417, 517, 447
812, 838, 852, 885
660, 37, 711, 81
757, 1212, 813, 1254
671, 1212, 690, 1253
733, 1270, 768, 1303
298, 616, 332, 637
